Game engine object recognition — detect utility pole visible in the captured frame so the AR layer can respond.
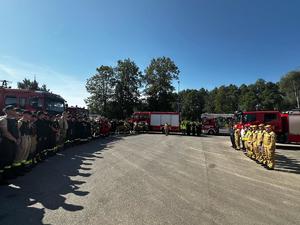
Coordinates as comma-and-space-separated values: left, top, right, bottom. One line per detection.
293, 81, 300, 108
177, 80, 180, 112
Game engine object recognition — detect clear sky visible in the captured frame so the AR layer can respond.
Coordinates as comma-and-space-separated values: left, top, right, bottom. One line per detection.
1, 0, 300, 107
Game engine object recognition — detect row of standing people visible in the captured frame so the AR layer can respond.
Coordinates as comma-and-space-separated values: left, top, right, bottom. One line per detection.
0, 105, 111, 184
180, 121, 202, 136
231, 123, 276, 170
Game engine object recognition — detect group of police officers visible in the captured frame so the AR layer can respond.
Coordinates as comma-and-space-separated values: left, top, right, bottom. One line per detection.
232, 123, 276, 170
0, 105, 110, 185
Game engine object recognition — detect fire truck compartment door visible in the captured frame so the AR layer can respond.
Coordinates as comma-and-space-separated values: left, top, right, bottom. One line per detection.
161, 115, 172, 125
150, 114, 161, 126
171, 114, 179, 126
289, 114, 300, 135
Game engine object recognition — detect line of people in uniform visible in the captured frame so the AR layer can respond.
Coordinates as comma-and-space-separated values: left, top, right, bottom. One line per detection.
231, 123, 276, 170
180, 121, 202, 136
0, 105, 111, 185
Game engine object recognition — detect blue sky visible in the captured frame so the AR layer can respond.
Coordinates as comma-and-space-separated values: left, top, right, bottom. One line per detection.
1, 0, 300, 106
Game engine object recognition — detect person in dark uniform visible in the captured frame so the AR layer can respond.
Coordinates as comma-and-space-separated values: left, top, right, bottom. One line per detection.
196, 121, 202, 136
74, 117, 82, 143
86, 118, 92, 140
29, 114, 38, 166
15, 110, 32, 173
229, 123, 236, 149
186, 121, 191, 136
36, 111, 48, 161
0, 106, 20, 181
49, 115, 59, 155
191, 122, 196, 136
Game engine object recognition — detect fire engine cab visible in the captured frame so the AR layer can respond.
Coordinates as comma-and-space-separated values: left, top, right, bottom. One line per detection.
0, 87, 65, 115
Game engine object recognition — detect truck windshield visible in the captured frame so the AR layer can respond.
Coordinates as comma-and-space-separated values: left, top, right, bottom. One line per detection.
29, 97, 43, 109
243, 114, 257, 123
133, 114, 149, 120
45, 98, 64, 112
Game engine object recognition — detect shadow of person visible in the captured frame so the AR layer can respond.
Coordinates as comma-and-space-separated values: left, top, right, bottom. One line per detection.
0, 136, 122, 225
275, 153, 300, 174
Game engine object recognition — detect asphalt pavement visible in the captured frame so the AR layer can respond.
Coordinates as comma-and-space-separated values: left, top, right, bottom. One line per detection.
0, 134, 299, 225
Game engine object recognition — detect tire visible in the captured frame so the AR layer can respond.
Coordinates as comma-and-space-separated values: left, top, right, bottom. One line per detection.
208, 130, 215, 135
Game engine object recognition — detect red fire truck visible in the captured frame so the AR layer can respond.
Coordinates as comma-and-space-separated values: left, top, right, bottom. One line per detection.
0, 87, 65, 115
235, 110, 300, 143
130, 112, 180, 132
201, 113, 234, 135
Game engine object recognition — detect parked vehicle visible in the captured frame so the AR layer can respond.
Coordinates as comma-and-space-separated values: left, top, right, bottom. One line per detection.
235, 110, 300, 143
201, 113, 234, 135
130, 112, 180, 133
0, 86, 65, 115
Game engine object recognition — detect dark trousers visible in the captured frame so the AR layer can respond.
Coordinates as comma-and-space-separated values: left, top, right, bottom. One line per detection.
0, 139, 17, 169
230, 133, 236, 148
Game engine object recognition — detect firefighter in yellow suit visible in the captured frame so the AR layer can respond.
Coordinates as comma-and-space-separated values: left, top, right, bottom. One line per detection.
263, 125, 276, 170
246, 126, 254, 158
234, 125, 241, 150
251, 125, 258, 160
256, 124, 265, 163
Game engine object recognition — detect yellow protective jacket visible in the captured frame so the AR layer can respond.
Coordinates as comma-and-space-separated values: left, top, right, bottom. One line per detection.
263, 131, 276, 148
256, 130, 264, 146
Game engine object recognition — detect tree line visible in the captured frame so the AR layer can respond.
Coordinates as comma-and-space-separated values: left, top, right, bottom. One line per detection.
15, 58, 299, 120
85, 57, 300, 120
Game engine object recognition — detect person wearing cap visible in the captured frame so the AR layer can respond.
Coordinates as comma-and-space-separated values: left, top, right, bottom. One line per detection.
263, 125, 276, 169
246, 126, 254, 158
36, 111, 48, 161
29, 113, 38, 166
229, 122, 236, 148
251, 125, 258, 160
14, 110, 32, 173
0, 105, 20, 181
48, 115, 60, 155
241, 125, 249, 152
234, 125, 241, 150
58, 112, 68, 148
256, 124, 265, 163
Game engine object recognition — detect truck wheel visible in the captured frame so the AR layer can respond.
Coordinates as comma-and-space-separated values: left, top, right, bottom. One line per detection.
208, 130, 215, 135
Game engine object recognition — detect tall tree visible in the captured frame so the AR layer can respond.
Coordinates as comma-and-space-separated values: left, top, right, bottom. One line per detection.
17, 78, 50, 92
238, 84, 257, 111
279, 70, 300, 109
179, 89, 206, 120
144, 57, 180, 111
85, 66, 114, 116
214, 85, 239, 113
204, 87, 218, 113
113, 59, 142, 119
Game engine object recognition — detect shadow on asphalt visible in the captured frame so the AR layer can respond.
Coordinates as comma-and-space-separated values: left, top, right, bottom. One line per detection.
275, 153, 300, 174
0, 136, 122, 225
276, 144, 300, 151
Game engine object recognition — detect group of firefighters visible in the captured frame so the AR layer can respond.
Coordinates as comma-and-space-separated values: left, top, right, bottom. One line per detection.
0, 105, 111, 184
180, 121, 202, 136
231, 123, 276, 170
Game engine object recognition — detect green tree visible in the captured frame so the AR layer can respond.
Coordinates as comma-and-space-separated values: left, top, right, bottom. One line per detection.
113, 59, 142, 119
179, 89, 206, 120
144, 57, 180, 111
260, 82, 283, 110
204, 88, 218, 113
85, 66, 114, 116
17, 78, 50, 92
279, 70, 300, 109
238, 84, 257, 111
213, 85, 239, 113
